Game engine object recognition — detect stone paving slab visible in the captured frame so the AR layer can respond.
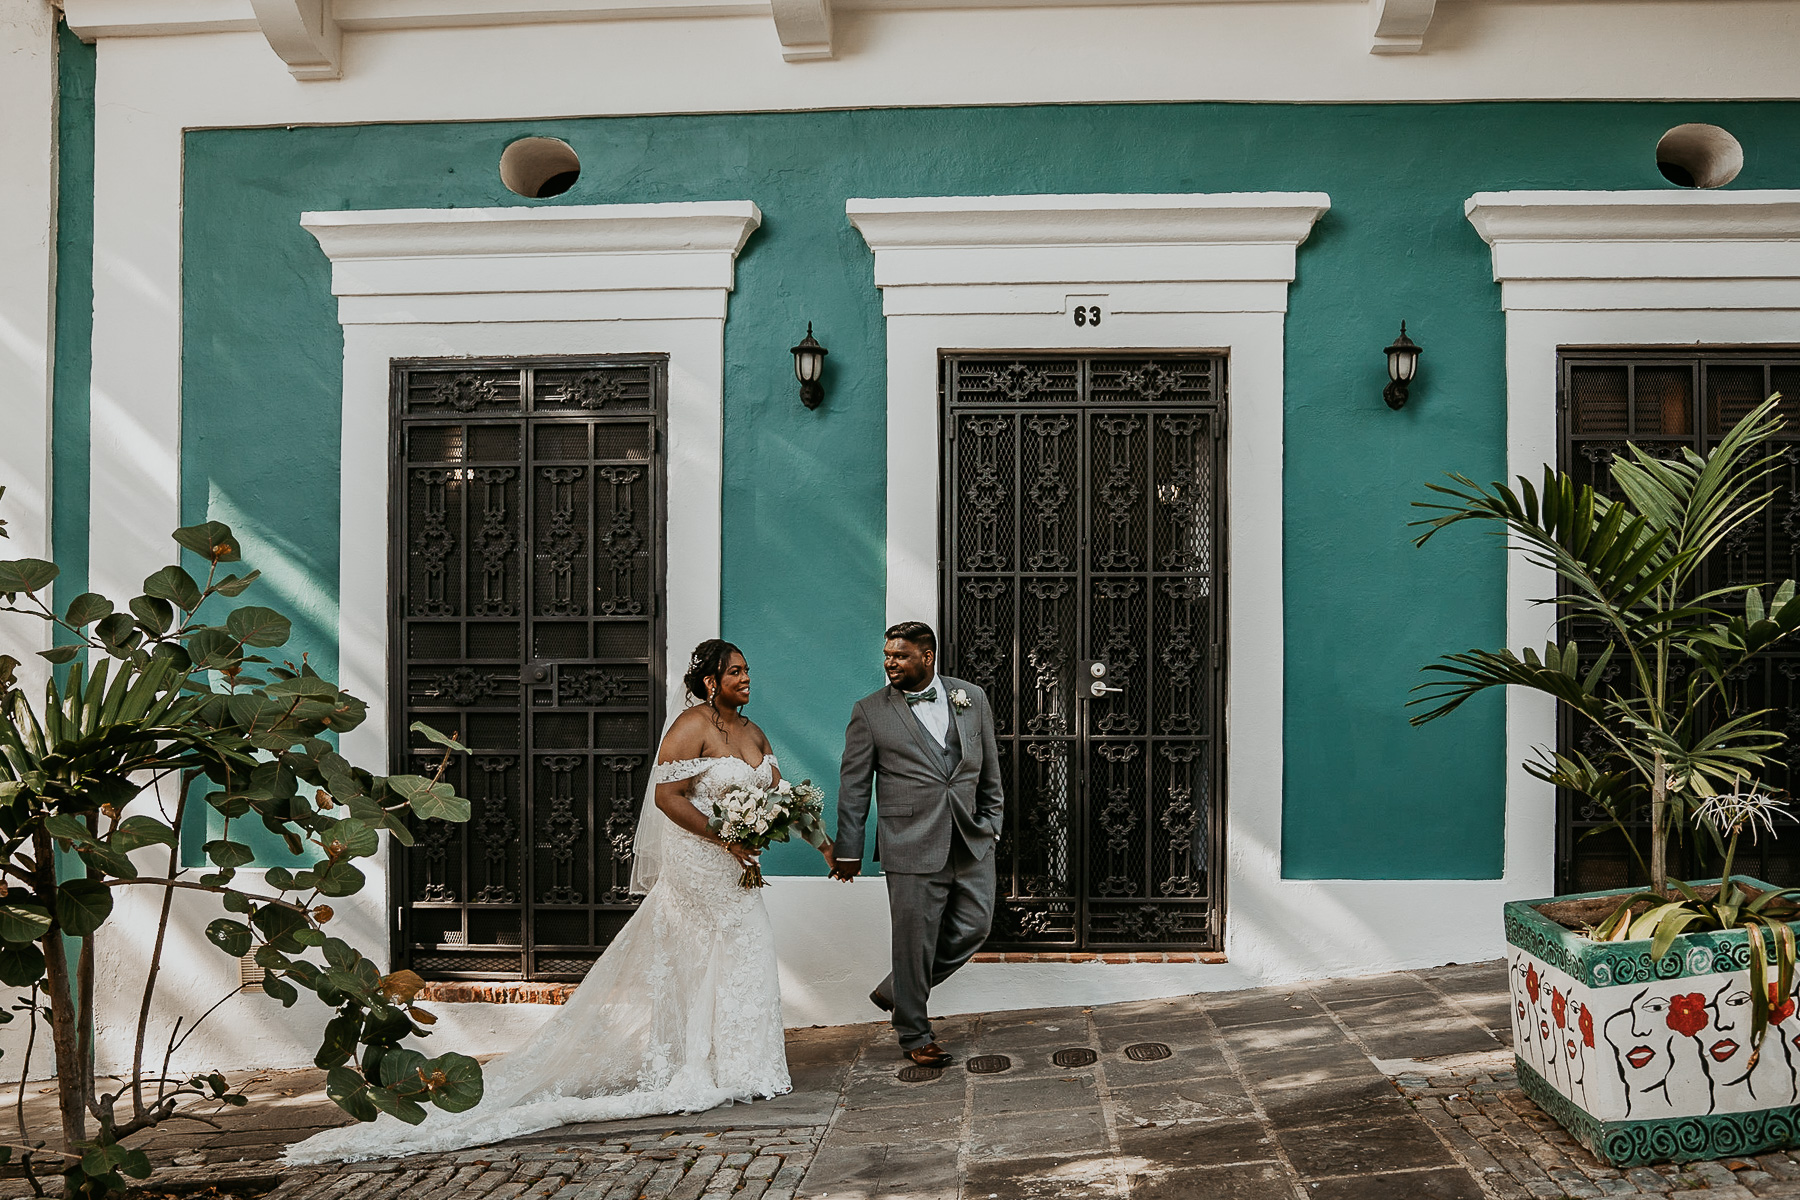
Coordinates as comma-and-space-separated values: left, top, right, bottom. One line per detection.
18, 962, 1800, 1198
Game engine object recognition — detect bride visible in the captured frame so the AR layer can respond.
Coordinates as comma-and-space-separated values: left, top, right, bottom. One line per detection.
285, 639, 830, 1164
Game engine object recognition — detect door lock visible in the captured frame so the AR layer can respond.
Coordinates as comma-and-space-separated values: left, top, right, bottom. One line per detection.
1079, 659, 1124, 698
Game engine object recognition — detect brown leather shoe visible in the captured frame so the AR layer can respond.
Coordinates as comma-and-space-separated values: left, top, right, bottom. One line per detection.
903, 1041, 954, 1068
869, 988, 894, 1013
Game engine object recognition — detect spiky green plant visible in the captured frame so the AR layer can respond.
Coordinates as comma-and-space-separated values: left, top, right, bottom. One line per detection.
1412, 395, 1800, 1055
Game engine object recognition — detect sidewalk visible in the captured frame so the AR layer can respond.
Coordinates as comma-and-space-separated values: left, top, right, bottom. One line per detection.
14, 962, 1800, 1199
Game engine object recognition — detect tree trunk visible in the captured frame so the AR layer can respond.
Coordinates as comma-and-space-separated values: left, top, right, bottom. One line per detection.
1651, 759, 1669, 897
33, 830, 87, 1155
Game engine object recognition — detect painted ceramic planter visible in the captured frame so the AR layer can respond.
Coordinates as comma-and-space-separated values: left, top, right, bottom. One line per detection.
1506, 878, 1800, 1166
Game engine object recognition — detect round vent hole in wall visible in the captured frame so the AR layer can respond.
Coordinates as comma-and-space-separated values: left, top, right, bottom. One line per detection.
1655, 124, 1743, 189
500, 137, 581, 199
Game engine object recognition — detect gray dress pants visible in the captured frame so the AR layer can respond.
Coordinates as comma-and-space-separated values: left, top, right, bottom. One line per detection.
880, 832, 997, 1050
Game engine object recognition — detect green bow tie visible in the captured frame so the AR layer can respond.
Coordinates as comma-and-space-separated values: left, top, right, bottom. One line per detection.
904, 687, 938, 705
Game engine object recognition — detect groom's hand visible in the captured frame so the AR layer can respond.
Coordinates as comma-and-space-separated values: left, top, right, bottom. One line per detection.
829, 862, 859, 882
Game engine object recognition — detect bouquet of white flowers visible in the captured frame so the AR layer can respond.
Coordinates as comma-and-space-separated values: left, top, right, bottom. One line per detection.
708, 777, 829, 888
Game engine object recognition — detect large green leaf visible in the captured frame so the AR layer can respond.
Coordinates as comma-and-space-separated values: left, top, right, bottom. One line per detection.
366, 1086, 428, 1125
225, 606, 291, 648
204, 839, 256, 869
129, 595, 175, 636
410, 721, 470, 754
324, 1066, 378, 1122
314, 1014, 360, 1070
0, 944, 45, 988
205, 918, 252, 958
63, 593, 113, 628
0, 559, 58, 595
387, 775, 472, 824
55, 879, 113, 938
173, 521, 241, 563
142, 565, 202, 612
213, 570, 261, 597
313, 859, 366, 897
186, 628, 241, 670
113, 815, 178, 852
0, 904, 52, 944
425, 1053, 484, 1112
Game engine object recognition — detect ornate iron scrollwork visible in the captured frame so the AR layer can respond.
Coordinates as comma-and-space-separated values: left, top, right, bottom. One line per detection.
945, 353, 1223, 951
394, 357, 666, 980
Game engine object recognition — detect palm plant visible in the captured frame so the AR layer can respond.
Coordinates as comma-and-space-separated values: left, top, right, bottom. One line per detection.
1411, 395, 1800, 1054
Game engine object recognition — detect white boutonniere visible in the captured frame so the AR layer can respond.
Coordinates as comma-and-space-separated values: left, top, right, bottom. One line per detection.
950, 689, 973, 711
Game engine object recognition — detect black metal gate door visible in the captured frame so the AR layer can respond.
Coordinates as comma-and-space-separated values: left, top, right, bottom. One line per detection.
942, 355, 1226, 951
391, 357, 666, 981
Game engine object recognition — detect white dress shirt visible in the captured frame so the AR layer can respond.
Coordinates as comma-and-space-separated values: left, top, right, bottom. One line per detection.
906, 674, 951, 747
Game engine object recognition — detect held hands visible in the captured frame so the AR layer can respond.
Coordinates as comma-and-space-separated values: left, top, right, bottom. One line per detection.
829, 861, 859, 882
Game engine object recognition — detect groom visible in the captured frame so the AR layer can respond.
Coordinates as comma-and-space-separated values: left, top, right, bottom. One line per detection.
830, 621, 1006, 1067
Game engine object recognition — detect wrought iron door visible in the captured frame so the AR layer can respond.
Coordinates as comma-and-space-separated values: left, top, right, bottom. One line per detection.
391, 357, 665, 981
942, 355, 1226, 951
1557, 350, 1800, 895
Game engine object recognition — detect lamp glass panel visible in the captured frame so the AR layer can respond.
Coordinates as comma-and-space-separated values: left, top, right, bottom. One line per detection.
796, 350, 823, 383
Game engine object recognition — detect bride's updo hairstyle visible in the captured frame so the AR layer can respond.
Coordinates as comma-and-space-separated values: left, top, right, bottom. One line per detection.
684, 639, 743, 704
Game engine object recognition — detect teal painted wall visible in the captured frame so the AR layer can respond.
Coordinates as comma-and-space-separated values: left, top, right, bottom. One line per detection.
177, 102, 1800, 881
51, 22, 93, 632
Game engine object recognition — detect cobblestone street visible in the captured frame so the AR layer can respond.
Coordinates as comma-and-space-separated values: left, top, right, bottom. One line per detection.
20, 963, 1800, 1198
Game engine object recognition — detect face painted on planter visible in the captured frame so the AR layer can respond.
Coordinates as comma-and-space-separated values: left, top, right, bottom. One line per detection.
1563, 996, 1589, 1087
1514, 958, 1544, 1066
1606, 989, 1675, 1101
1705, 980, 1756, 1086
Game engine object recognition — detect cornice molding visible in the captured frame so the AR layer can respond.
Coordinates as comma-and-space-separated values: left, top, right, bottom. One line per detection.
300, 202, 763, 323
847, 193, 1331, 255
302, 202, 763, 261
1465, 190, 1800, 311
1466, 190, 1800, 253
848, 192, 1330, 313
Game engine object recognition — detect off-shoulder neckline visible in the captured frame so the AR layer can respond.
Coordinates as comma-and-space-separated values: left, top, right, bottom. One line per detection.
656, 753, 775, 773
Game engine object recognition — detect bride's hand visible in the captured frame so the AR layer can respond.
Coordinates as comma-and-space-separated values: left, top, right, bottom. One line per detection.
720, 840, 757, 867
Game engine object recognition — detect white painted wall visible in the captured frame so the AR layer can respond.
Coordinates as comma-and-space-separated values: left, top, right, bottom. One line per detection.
0, 0, 57, 689
49, 1, 1800, 1077
59, 0, 1800, 103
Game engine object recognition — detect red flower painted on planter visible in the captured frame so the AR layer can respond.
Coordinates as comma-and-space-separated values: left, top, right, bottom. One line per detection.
1525, 964, 1540, 1002
1770, 982, 1796, 1025
1667, 993, 1708, 1037
1552, 988, 1567, 1029
1579, 1003, 1594, 1048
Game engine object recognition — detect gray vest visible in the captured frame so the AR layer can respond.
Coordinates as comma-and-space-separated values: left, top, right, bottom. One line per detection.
909, 701, 962, 775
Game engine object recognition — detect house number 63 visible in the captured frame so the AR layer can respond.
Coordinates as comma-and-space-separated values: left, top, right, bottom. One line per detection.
1073, 305, 1103, 327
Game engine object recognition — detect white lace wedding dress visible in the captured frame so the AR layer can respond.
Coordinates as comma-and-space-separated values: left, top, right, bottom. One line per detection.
284, 755, 791, 1164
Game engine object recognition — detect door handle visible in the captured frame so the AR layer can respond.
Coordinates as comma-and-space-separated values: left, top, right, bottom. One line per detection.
1089, 680, 1124, 698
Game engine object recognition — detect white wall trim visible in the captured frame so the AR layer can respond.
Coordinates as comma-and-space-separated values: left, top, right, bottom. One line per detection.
845, 190, 1489, 991
90, 200, 761, 1076
0, 0, 57, 691
849, 190, 1550, 988
1466, 189, 1800, 910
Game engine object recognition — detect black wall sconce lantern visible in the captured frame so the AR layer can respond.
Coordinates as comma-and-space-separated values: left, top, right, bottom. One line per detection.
1383, 322, 1422, 410
791, 323, 829, 410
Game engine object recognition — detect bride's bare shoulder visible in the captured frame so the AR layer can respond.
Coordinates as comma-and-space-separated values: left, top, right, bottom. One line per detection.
658, 707, 712, 761
742, 718, 773, 753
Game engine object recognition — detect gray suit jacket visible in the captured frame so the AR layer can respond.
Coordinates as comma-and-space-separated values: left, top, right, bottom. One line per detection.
834, 676, 1005, 875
